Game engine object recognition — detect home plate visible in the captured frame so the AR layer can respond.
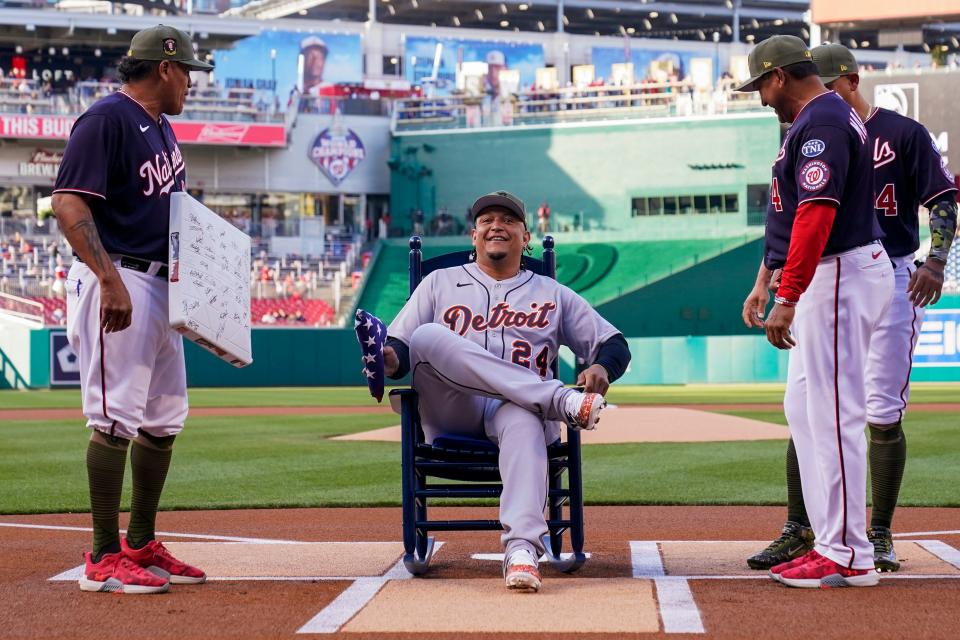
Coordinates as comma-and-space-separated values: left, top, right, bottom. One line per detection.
340, 578, 660, 633
332, 407, 788, 444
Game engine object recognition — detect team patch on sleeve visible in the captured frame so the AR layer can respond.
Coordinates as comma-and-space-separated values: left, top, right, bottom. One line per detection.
801, 139, 825, 157
800, 160, 830, 192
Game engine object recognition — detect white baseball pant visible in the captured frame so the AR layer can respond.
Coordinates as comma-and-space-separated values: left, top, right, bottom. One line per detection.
407, 323, 577, 559
865, 255, 925, 425
784, 243, 894, 570
66, 260, 188, 440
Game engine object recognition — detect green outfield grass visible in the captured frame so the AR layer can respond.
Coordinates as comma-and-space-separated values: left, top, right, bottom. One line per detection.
2, 383, 960, 410
1, 408, 957, 514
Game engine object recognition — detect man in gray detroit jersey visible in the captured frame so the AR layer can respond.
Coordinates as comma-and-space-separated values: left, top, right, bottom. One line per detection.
382, 191, 631, 592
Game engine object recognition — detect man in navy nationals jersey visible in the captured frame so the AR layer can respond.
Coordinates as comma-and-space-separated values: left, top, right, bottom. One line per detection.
750, 43, 958, 574
52, 25, 213, 595
738, 35, 893, 589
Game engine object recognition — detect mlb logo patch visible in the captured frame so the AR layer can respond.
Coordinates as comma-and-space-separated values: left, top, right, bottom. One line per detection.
800, 160, 830, 192
163, 38, 177, 56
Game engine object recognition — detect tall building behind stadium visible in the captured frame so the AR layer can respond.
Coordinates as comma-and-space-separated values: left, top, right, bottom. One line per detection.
1, 0, 959, 387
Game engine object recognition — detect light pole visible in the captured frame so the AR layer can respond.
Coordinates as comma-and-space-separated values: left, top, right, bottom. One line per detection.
270, 48, 277, 101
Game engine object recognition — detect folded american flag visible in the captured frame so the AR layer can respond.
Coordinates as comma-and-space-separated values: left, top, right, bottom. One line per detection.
354, 308, 386, 402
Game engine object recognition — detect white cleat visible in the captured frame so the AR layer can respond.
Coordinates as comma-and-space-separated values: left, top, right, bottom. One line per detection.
562, 391, 607, 431
504, 549, 542, 592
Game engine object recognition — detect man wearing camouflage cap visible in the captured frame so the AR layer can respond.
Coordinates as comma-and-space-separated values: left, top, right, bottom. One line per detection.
751, 42, 958, 576
738, 35, 892, 588
53, 25, 211, 594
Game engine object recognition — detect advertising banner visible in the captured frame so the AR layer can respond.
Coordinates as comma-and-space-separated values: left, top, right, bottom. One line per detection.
0, 114, 286, 147
49, 330, 81, 387
213, 31, 363, 111
404, 37, 544, 94
913, 308, 960, 367
591, 47, 718, 84
858, 72, 960, 175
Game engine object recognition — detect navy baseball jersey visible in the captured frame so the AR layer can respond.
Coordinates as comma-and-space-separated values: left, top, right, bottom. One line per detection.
54, 92, 186, 262
764, 91, 882, 269
865, 108, 958, 258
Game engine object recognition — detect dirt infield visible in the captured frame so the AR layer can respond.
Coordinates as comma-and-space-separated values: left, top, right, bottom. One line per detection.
2, 506, 958, 639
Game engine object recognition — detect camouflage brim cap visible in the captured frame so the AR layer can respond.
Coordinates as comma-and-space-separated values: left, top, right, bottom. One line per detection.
128, 24, 214, 71
812, 43, 859, 84
735, 35, 813, 92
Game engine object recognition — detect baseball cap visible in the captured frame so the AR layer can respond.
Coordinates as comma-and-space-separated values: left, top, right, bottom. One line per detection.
812, 43, 859, 84
471, 191, 527, 225
128, 25, 214, 71
486, 50, 506, 66
301, 36, 329, 52
735, 35, 813, 92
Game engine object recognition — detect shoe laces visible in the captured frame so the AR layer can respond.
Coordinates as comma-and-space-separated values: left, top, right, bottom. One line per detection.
764, 525, 803, 551
117, 555, 156, 578
868, 529, 893, 554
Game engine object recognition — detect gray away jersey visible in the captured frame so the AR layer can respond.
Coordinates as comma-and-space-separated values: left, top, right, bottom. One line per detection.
388, 262, 621, 379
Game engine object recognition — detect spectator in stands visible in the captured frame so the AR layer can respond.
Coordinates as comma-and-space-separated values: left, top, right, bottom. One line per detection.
412, 208, 425, 236
260, 311, 276, 324
537, 201, 551, 235
52, 306, 65, 325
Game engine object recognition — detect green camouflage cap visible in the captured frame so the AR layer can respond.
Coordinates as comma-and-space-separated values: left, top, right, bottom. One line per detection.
735, 35, 813, 92
812, 43, 859, 84
127, 24, 214, 71
471, 190, 527, 226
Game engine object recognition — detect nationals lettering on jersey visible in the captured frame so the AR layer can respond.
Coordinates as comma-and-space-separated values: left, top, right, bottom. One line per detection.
763, 91, 882, 270
389, 262, 619, 380
865, 108, 958, 258
54, 92, 186, 262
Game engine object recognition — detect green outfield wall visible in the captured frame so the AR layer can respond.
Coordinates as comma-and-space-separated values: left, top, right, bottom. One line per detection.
390, 113, 780, 235
6, 291, 960, 389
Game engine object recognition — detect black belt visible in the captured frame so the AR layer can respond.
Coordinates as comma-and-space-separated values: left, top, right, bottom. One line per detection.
119, 255, 168, 279
75, 255, 168, 279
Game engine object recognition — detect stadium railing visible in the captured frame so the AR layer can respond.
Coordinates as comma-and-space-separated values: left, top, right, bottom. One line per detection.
392, 80, 763, 132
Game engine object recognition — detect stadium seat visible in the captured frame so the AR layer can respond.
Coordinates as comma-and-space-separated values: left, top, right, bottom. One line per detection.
391, 235, 587, 576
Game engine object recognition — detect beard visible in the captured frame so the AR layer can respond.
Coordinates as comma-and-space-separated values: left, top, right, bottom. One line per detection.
486, 251, 507, 261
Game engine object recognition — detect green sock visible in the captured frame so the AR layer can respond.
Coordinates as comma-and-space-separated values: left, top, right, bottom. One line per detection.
126, 431, 175, 549
869, 422, 906, 529
785, 438, 809, 527
86, 436, 129, 561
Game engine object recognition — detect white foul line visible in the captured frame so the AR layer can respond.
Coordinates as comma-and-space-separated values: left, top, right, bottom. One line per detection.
894, 530, 960, 538
654, 578, 706, 634
295, 577, 389, 634
915, 540, 960, 570
630, 541, 704, 634
0, 522, 299, 544
296, 544, 442, 634
630, 541, 665, 578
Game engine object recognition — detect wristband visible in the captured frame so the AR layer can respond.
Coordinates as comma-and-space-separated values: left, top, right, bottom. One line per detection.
774, 296, 797, 307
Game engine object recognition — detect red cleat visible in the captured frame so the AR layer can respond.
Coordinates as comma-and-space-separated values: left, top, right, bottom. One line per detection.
122, 538, 207, 584
79, 551, 169, 594
769, 549, 822, 583
779, 554, 879, 589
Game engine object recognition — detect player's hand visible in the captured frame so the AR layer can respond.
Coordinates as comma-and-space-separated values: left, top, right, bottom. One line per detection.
907, 259, 944, 308
769, 269, 783, 292
764, 303, 797, 350
576, 364, 610, 395
383, 345, 399, 377
99, 274, 132, 333
742, 284, 770, 329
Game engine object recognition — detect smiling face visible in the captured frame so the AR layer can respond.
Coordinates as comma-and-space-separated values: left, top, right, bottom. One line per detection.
471, 207, 530, 270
